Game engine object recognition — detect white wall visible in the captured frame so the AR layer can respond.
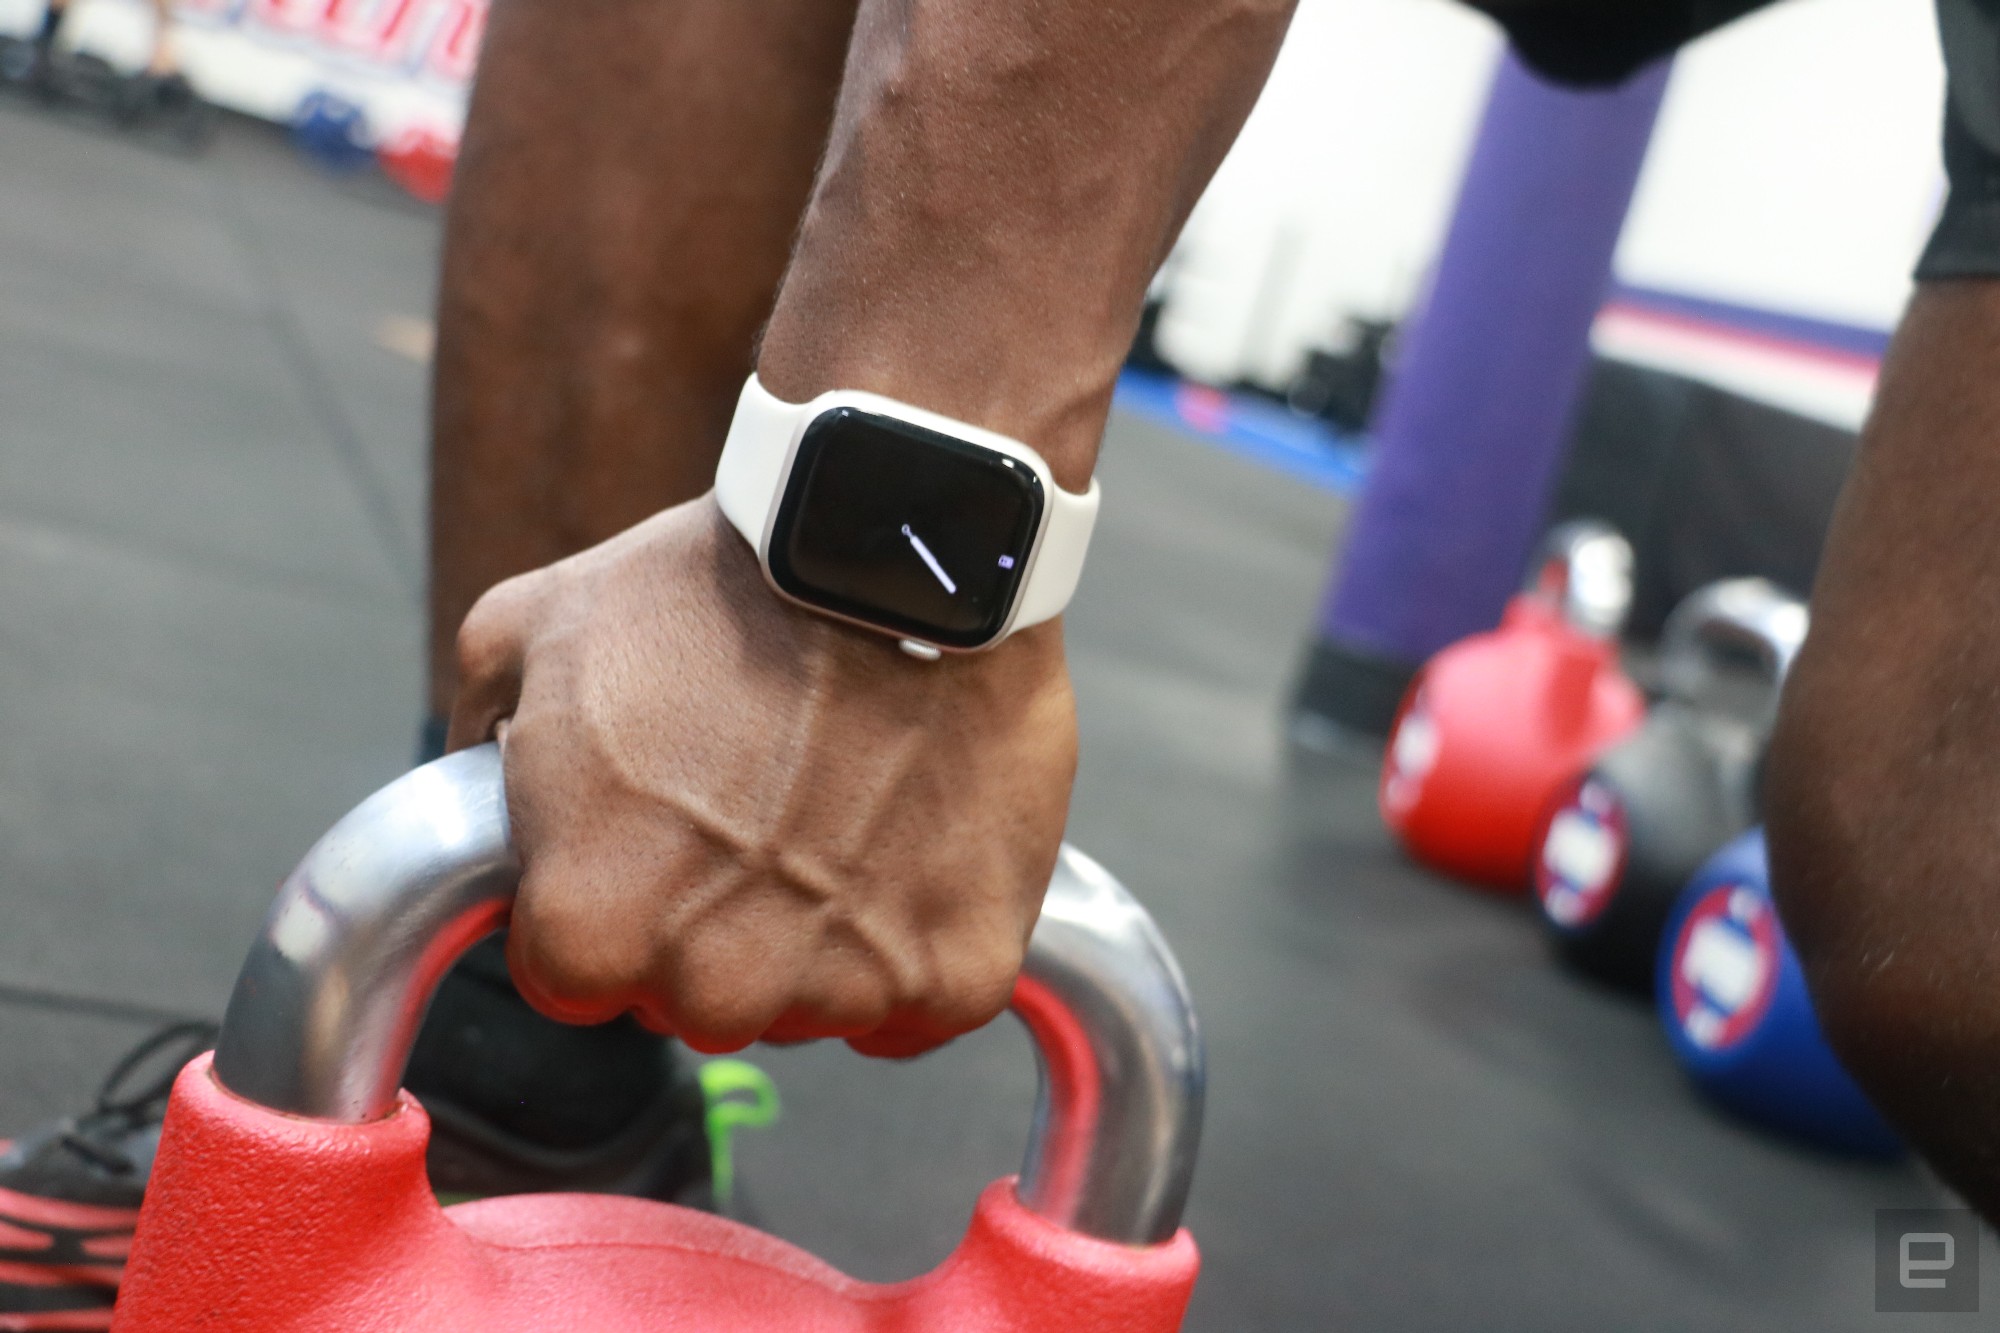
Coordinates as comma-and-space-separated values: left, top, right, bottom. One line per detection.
1157, 0, 1501, 386
1158, 0, 1945, 407
1616, 0, 1943, 332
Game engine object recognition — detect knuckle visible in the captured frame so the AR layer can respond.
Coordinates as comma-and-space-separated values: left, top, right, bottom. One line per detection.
803, 968, 895, 1035
670, 965, 783, 1052
454, 573, 540, 676
923, 934, 1023, 1035
508, 878, 646, 1022
453, 616, 505, 682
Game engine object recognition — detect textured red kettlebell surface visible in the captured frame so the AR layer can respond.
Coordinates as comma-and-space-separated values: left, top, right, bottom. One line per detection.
1380, 594, 1644, 892
112, 1055, 1199, 1333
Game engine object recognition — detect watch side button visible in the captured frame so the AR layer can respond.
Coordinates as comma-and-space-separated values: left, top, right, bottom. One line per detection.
898, 638, 943, 662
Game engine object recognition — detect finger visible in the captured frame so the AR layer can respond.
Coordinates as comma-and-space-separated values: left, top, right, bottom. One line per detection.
675, 1027, 763, 1057
845, 942, 1019, 1059
663, 908, 808, 1053
668, 962, 793, 1055
628, 1006, 679, 1038
846, 1026, 951, 1060
503, 857, 651, 1028
447, 572, 547, 751
503, 944, 629, 1027
757, 938, 897, 1044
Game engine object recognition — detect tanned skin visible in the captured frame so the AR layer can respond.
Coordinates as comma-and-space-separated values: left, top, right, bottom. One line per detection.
428, 0, 862, 718
432, 0, 2000, 1216
1767, 281, 2000, 1220
435, 0, 1298, 1057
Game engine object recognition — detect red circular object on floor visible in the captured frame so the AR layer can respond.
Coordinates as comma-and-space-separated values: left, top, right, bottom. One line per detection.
1380, 594, 1644, 893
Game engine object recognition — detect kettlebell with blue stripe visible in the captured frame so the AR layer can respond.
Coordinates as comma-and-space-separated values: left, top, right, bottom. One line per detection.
1656, 828, 1901, 1158
1536, 579, 1806, 993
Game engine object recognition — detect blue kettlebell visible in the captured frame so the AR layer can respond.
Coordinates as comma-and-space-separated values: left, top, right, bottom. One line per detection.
291, 90, 374, 174
1656, 829, 1902, 1157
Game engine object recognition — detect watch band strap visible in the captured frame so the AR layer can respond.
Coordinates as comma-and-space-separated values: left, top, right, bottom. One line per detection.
1013, 471, 1097, 629
715, 375, 1099, 636
715, 375, 801, 548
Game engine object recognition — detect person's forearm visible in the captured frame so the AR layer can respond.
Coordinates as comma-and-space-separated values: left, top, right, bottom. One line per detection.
427, 0, 858, 714
757, 0, 1298, 492
1767, 280, 2000, 1219
440, 0, 1299, 1058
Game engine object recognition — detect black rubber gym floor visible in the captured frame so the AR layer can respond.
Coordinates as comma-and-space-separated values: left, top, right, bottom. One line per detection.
0, 103, 1986, 1330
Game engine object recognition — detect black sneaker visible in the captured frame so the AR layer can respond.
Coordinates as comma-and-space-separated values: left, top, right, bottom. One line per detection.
0, 949, 761, 1329
0, 1020, 216, 1332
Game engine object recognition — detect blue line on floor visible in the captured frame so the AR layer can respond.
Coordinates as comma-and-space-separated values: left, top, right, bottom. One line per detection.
1112, 368, 1368, 496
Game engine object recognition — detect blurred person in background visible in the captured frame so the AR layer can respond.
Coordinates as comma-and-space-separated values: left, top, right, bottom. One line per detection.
29, 0, 180, 79
7, 0, 2000, 1327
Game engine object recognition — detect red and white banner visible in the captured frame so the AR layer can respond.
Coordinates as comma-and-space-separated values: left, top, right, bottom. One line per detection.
6, 0, 483, 145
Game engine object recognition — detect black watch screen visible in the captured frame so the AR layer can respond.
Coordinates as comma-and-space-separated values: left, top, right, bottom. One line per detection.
767, 406, 1045, 648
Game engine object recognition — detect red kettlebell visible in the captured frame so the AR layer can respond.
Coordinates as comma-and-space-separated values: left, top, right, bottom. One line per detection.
1380, 520, 1646, 892
379, 125, 458, 204
113, 747, 1202, 1333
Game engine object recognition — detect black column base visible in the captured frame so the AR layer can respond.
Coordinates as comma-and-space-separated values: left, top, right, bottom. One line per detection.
1287, 637, 1418, 751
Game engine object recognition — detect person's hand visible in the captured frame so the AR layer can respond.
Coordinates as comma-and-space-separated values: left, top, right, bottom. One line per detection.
447, 495, 1078, 1057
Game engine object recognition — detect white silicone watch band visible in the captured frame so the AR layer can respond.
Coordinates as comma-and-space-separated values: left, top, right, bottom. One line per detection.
714, 375, 1099, 642
714, 375, 801, 547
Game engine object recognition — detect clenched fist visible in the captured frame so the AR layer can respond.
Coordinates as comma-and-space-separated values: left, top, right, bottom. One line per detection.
448, 496, 1077, 1058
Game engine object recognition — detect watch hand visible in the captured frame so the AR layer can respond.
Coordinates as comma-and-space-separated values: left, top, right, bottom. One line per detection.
900, 524, 958, 595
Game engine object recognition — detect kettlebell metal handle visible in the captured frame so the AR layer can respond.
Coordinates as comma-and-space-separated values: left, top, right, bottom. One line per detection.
210, 745, 1204, 1247
1658, 577, 1809, 699
1529, 520, 1634, 640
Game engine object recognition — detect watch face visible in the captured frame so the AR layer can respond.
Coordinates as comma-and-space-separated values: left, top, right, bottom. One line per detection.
767, 406, 1045, 648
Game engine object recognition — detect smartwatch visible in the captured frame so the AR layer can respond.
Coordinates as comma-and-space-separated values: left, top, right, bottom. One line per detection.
714, 375, 1100, 657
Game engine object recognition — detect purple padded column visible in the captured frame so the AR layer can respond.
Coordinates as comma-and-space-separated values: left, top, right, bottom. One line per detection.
1296, 52, 1671, 739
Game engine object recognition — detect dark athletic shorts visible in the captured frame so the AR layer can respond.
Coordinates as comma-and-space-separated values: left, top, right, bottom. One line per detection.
1463, 0, 2000, 280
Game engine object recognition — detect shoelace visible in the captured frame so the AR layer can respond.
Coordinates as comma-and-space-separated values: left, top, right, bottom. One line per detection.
56, 1020, 220, 1176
